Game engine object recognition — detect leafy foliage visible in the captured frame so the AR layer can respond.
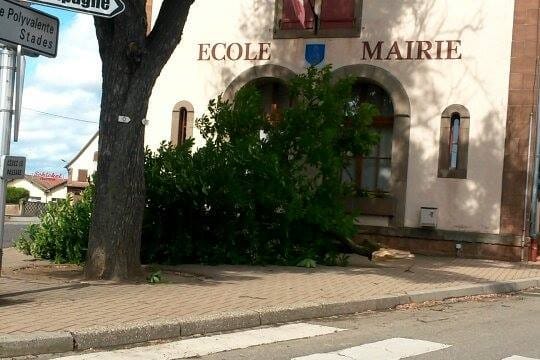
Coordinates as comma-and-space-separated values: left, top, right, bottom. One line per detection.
296, 258, 317, 268
6, 187, 29, 204
17, 66, 378, 267
15, 186, 94, 264
142, 66, 378, 266
147, 269, 163, 284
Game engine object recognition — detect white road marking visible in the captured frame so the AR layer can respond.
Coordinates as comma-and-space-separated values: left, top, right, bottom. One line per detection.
56, 323, 344, 360
292, 338, 451, 360
502, 357, 540, 360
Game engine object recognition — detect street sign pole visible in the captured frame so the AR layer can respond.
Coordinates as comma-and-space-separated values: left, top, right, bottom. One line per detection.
0, 0, 54, 276
0, 46, 15, 276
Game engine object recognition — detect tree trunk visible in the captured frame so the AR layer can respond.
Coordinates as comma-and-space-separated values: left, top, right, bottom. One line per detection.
341, 237, 380, 260
84, 37, 153, 279
84, 81, 149, 280
84, 0, 194, 280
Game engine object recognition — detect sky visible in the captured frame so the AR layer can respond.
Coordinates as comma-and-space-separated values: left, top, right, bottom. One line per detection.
11, 6, 101, 176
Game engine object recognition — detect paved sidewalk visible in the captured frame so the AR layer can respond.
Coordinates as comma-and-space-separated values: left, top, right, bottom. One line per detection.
1, 247, 540, 356
4, 217, 40, 223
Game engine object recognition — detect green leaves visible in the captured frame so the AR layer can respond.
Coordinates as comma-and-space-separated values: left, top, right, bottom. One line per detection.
17, 66, 378, 268
142, 65, 378, 267
296, 258, 317, 268
147, 270, 163, 284
15, 186, 94, 264
6, 187, 29, 204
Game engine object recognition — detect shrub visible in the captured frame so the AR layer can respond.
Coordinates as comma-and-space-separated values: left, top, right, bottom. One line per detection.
6, 187, 29, 204
142, 66, 378, 265
15, 186, 94, 264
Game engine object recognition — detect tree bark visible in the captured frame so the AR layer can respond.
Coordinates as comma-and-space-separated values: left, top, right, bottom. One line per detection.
85, 0, 194, 280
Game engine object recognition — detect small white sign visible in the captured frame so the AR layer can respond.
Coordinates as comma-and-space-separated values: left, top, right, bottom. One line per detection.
118, 115, 131, 123
1, 155, 26, 180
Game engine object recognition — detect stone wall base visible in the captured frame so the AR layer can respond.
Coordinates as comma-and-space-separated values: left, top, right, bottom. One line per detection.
5, 204, 21, 217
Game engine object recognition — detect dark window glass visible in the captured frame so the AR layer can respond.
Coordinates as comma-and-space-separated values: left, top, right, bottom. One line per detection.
178, 107, 188, 145
252, 78, 290, 125
360, 126, 392, 192
347, 82, 394, 193
352, 82, 394, 117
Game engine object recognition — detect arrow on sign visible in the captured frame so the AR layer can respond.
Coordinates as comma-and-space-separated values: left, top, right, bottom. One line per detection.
25, 0, 125, 18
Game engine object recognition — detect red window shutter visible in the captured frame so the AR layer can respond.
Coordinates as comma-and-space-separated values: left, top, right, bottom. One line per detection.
281, 0, 315, 30
320, 0, 356, 29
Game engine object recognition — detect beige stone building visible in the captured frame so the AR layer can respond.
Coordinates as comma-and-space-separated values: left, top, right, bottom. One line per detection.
114, 0, 539, 260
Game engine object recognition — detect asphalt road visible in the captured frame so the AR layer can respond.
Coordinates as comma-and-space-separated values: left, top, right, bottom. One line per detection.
1, 219, 36, 248
196, 290, 540, 360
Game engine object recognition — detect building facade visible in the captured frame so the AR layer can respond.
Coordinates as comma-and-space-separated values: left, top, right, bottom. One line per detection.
136, 0, 539, 261
65, 132, 98, 198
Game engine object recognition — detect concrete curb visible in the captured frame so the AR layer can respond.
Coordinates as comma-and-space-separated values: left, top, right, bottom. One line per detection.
2, 277, 539, 358
0, 331, 73, 358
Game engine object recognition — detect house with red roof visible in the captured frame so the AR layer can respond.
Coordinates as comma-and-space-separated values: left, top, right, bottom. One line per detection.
8, 174, 67, 203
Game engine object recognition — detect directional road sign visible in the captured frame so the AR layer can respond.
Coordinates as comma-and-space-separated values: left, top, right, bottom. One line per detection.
0, 0, 59, 57
26, 0, 125, 18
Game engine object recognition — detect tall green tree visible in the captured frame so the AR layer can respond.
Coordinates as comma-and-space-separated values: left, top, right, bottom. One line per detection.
85, 0, 195, 280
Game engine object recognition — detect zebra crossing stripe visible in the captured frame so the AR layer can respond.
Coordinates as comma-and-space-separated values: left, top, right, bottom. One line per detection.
502, 357, 540, 360
292, 338, 451, 360
56, 323, 344, 360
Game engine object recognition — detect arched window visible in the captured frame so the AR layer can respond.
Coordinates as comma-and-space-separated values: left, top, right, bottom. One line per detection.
438, 105, 470, 179
345, 81, 394, 193
171, 101, 194, 146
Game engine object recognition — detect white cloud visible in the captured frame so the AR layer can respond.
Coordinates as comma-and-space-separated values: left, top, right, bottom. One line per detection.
23, 86, 99, 112
32, 15, 102, 91
11, 14, 101, 175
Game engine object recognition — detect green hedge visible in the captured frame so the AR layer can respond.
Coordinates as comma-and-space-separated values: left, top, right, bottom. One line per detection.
6, 187, 29, 204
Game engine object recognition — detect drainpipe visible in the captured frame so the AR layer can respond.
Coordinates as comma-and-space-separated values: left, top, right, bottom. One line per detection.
528, 73, 540, 261
522, 113, 534, 262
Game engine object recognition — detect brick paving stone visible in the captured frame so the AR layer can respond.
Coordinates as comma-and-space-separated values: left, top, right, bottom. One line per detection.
0, 250, 539, 334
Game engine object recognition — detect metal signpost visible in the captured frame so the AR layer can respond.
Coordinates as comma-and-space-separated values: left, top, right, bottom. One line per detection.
25, 0, 125, 18
0, 0, 59, 275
